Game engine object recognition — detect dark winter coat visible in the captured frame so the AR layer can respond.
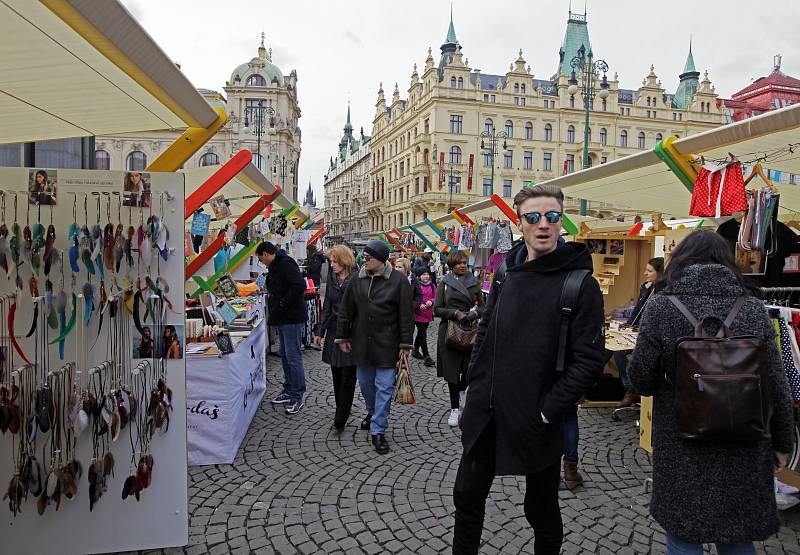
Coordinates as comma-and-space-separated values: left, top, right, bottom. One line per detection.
316, 270, 356, 368
629, 264, 795, 545
264, 250, 308, 326
305, 252, 327, 289
460, 241, 607, 476
434, 272, 485, 384
407, 274, 423, 315
335, 262, 414, 368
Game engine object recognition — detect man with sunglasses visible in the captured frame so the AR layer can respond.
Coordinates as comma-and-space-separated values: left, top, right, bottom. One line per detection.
453, 185, 607, 555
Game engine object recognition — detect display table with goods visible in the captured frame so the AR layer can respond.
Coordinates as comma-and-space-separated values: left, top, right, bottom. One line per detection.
0, 168, 188, 554
184, 296, 265, 466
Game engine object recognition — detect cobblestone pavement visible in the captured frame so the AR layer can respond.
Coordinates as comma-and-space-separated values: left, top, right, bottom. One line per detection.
147, 332, 800, 555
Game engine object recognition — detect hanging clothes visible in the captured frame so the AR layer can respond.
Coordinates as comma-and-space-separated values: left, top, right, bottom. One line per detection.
689, 159, 747, 218
771, 309, 800, 402
495, 222, 513, 253
476, 222, 490, 249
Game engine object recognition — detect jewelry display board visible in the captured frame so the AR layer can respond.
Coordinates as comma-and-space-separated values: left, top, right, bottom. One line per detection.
0, 168, 188, 554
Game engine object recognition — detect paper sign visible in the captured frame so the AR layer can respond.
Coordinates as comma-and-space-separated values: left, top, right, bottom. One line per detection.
217, 274, 239, 298
215, 299, 238, 325
191, 212, 211, 236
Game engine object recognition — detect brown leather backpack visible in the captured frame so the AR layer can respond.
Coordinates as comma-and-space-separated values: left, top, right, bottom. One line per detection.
669, 295, 773, 442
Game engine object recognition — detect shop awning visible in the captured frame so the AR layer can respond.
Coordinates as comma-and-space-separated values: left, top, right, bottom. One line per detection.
0, 0, 219, 144
540, 103, 800, 217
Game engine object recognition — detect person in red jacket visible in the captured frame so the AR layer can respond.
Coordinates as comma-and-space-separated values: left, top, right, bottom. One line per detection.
412, 268, 437, 367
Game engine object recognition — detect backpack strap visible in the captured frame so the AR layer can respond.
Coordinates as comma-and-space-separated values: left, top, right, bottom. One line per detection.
669, 295, 747, 338
723, 296, 747, 328
667, 296, 699, 327
556, 269, 591, 373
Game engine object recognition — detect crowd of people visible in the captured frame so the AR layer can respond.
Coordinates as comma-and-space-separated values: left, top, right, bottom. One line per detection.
254, 184, 795, 555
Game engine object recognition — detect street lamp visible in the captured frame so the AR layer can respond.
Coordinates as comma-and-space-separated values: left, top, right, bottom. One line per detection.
479, 127, 509, 195
272, 155, 294, 190
567, 45, 609, 214
242, 100, 276, 173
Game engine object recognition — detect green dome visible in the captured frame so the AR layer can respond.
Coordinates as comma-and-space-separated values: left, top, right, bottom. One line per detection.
229, 49, 284, 86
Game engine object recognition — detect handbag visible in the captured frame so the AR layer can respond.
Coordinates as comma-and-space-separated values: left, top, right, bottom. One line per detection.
393, 354, 416, 404
446, 319, 478, 351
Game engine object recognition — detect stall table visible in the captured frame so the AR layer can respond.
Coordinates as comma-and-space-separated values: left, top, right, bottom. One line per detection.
186, 320, 266, 465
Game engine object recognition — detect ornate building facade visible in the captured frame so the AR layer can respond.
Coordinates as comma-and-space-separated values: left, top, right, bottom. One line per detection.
323, 106, 371, 244
720, 54, 800, 123
366, 10, 725, 233
93, 36, 303, 201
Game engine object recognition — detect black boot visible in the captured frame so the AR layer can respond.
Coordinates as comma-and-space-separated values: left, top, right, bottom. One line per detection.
411, 350, 423, 359
371, 434, 389, 455
360, 414, 372, 430
423, 356, 434, 367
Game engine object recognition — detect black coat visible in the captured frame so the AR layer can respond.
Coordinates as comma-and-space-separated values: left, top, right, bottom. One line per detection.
461, 242, 607, 476
336, 262, 414, 368
316, 271, 356, 368
305, 252, 327, 288
407, 274, 423, 314
629, 264, 795, 544
264, 250, 308, 326
434, 273, 485, 384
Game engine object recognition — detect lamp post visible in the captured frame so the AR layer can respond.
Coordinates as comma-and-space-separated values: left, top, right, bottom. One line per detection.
567, 45, 609, 215
272, 154, 294, 191
479, 127, 509, 195
242, 100, 276, 173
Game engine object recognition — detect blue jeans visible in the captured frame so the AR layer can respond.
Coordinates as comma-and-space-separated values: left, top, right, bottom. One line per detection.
563, 404, 579, 464
614, 350, 632, 388
357, 366, 396, 435
666, 534, 756, 555
278, 323, 306, 402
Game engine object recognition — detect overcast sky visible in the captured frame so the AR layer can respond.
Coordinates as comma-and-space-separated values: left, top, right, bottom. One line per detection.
121, 0, 800, 207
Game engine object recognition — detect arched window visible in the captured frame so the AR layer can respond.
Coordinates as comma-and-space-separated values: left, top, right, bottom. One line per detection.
544, 123, 553, 142
620, 130, 628, 147
567, 125, 575, 143
599, 128, 607, 146
646, 97, 651, 107
246, 74, 266, 86
449, 145, 462, 164
655, 133, 663, 143
199, 152, 220, 166
457, 77, 463, 89
126, 151, 147, 171
505, 120, 513, 137
525, 121, 533, 140
484, 118, 494, 134
638, 131, 646, 149
451, 76, 457, 88
521, 84, 526, 94
94, 150, 110, 170
514, 83, 519, 94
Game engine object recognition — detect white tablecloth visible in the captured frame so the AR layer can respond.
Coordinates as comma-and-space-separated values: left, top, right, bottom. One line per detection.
186, 321, 266, 465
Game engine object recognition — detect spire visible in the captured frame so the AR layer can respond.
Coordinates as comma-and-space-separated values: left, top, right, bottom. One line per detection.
683, 37, 696, 74
344, 102, 352, 131
558, 6, 591, 78
446, 3, 457, 45
673, 38, 701, 110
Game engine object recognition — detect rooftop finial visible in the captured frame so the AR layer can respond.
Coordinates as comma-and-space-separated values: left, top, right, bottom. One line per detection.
260, 31, 265, 48
446, 3, 458, 44
775, 53, 782, 72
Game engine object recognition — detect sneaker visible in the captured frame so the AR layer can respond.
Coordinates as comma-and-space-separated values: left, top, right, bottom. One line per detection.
286, 400, 305, 414
423, 356, 434, 367
411, 350, 423, 360
447, 409, 460, 427
271, 392, 292, 404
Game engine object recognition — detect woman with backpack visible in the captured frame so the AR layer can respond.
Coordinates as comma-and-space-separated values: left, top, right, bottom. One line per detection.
629, 231, 794, 555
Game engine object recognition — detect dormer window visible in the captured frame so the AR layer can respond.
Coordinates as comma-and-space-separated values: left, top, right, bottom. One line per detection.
247, 74, 266, 86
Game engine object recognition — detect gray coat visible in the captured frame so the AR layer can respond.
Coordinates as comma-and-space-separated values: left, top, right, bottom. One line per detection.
629, 264, 795, 545
316, 270, 356, 368
434, 272, 485, 384
335, 262, 414, 368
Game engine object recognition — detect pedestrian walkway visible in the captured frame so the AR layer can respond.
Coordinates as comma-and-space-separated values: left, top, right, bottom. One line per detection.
159, 336, 800, 554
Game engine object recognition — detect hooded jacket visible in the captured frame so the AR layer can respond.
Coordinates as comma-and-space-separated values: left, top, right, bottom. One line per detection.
264, 250, 308, 326
460, 240, 607, 475
335, 262, 414, 368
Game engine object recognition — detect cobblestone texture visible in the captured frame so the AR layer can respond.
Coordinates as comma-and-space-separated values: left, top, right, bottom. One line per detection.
127, 328, 800, 554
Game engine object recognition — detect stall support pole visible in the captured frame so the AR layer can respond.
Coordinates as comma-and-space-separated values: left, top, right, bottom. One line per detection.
184, 151, 254, 218
147, 107, 229, 172
190, 241, 261, 298
383, 232, 408, 254
424, 218, 456, 250
407, 225, 441, 254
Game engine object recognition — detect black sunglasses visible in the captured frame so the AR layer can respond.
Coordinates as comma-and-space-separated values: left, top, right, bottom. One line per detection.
521, 211, 562, 225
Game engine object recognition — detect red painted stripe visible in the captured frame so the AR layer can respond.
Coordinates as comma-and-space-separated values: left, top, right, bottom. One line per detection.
490, 194, 520, 225
184, 150, 253, 219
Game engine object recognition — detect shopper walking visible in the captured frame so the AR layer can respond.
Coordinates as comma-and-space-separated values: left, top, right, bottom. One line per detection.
304, 244, 327, 290
614, 257, 664, 408
453, 185, 607, 555
394, 257, 423, 317
434, 250, 484, 427
336, 239, 413, 455
412, 268, 437, 367
257, 241, 308, 415
314, 245, 358, 431
629, 231, 794, 555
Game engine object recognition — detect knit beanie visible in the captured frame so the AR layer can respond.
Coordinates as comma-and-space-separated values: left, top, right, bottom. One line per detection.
414, 266, 430, 277
363, 240, 390, 264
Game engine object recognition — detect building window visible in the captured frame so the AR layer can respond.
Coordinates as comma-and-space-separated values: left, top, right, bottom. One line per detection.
599, 127, 607, 145
567, 125, 575, 143
524, 151, 533, 170
620, 130, 628, 147
646, 97, 651, 107
505, 120, 513, 137
514, 97, 519, 106
520, 97, 526, 106
449, 145, 462, 164
450, 114, 463, 133
199, 152, 220, 166
399, 212, 404, 225
521, 84, 526, 94
602, 98, 607, 111
94, 150, 111, 170
655, 133, 663, 143
503, 179, 512, 197
449, 175, 461, 193
415, 177, 420, 194
457, 77, 464, 89
490, 95, 496, 103
566, 154, 575, 173
247, 74, 266, 86
544, 99, 549, 108
483, 152, 492, 167
503, 151, 513, 168
525, 121, 533, 140
482, 178, 493, 196
126, 151, 147, 171
570, 95, 575, 109
544, 123, 553, 141
514, 83, 519, 94
399, 188, 404, 202
543, 152, 552, 171
451, 76, 457, 88
484, 94, 490, 102
484, 118, 494, 134
638, 131, 646, 149
601, 156, 608, 164
423, 176, 429, 192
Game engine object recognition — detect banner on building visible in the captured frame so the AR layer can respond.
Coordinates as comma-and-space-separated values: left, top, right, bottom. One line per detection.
438, 152, 445, 189
467, 154, 474, 191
